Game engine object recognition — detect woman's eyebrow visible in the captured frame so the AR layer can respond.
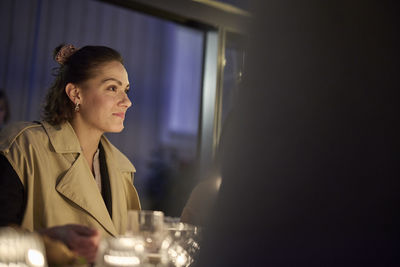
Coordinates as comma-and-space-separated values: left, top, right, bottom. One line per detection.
101, 78, 123, 86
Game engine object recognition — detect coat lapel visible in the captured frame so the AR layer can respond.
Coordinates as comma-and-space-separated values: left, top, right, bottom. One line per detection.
55, 153, 118, 236
100, 136, 137, 233
42, 121, 118, 236
102, 139, 128, 233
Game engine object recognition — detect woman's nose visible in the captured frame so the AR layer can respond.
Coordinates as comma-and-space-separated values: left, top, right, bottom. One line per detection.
120, 92, 132, 108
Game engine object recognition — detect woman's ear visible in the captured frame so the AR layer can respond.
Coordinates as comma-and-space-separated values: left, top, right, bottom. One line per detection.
65, 83, 81, 104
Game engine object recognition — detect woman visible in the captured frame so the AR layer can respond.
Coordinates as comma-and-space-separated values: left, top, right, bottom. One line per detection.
0, 44, 140, 262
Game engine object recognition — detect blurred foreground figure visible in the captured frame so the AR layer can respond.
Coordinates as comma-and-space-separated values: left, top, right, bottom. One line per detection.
180, 171, 221, 227
198, 0, 400, 266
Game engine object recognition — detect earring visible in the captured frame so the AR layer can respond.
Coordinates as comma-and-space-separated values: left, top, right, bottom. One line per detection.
74, 102, 80, 112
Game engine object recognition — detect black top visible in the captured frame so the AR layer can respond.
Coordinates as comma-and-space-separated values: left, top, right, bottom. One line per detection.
0, 154, 26, 226
0, 144, 113, 227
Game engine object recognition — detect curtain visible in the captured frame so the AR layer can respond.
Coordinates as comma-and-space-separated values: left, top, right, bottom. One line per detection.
0, 0, 204, 213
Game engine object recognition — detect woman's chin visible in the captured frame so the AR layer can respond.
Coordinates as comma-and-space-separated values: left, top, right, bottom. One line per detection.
107, 125, 124, 133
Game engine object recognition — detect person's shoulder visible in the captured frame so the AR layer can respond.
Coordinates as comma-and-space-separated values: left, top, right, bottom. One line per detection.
0, 121, 43, 151
100, 136, 136, 173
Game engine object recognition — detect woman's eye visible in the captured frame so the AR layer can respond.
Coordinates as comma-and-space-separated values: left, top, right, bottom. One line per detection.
109, 86, 117, 92
125, 88, 130, 94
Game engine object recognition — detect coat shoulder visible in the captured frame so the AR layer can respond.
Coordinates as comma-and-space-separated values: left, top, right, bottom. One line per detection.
0, 121, 42, 152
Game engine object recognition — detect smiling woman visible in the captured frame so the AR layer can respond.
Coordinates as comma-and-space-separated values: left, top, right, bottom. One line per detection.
0, 44, 140, 264
66, 60, 132, 152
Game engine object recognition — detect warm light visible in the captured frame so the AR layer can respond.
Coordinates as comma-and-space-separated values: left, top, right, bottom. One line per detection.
109, 236, 145, 253
168, 245, 190, 267
176, 253, 188, 266
27, 249, 45, 267
134, 243, 145, 253
104, 255, 140, 266
215, 176, 222, 191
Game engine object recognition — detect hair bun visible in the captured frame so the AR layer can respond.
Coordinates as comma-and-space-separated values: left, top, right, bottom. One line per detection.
54, 44, 78, 65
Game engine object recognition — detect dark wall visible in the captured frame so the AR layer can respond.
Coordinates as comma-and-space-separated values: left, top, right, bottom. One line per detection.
198, 0, 400, 266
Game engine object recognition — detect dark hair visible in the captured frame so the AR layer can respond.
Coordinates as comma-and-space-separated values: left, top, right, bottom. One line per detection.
0, 90, 10, 123
42, 44, 123, 125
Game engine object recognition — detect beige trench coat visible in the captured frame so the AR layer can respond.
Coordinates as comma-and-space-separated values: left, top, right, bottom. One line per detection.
0, 121, 140, 237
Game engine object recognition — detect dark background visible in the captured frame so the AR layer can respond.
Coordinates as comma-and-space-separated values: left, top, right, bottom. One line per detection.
198, 0, 400, 266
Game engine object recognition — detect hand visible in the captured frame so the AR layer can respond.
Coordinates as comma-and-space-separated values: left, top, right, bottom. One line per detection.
39, 224, 101, 263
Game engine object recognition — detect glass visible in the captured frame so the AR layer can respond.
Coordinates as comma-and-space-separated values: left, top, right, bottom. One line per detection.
126, 210, 164, 235
96, 236, 146, 267
163, 221, 202, 267
0, 227, 47, 267
126, 210, 169, 265
97, 213, 203, 266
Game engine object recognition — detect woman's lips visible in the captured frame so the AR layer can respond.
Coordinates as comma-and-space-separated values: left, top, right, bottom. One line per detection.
113, 112, 125, 119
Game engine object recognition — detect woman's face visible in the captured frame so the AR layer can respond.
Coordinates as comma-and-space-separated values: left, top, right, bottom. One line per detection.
77, 61, 132, 134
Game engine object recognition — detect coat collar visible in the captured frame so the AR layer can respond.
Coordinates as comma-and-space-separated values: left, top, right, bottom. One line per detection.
41, 120, 136, 173
99, 135, 136, 173
41, 121, 82, 153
